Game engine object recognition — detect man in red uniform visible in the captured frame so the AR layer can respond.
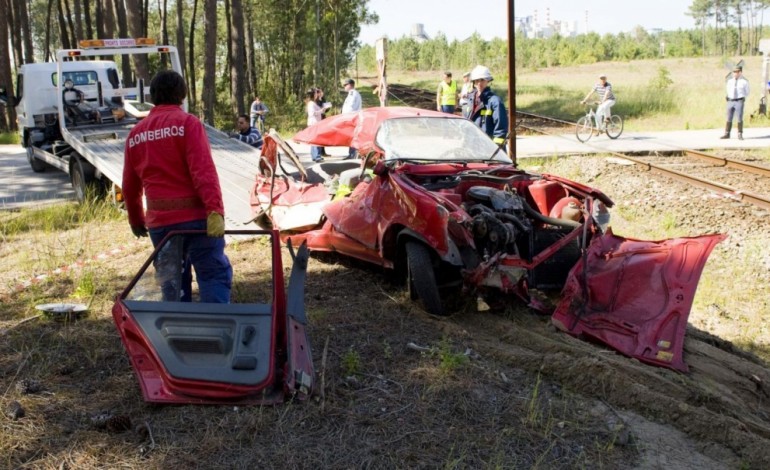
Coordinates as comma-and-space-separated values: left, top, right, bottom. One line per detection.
122, 70, 232, 303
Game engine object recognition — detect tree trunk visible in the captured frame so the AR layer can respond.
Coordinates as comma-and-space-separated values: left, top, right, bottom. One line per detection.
125, 0, 150, 82
73, 0, 84, 43
84, 0, 93, 39
188, 0, 199, 112
245, 1, 256, 99
0, 0, 17, 131
225, 0, 233, 103
57, 0, 72, 50
113, 0, 132, 85
175, 0, 186, 79
8, 0, 22, 68
63, 0, 77, 48
159, 0, 169, 68
16, 0, 35, 63
231, 0, 246, 115
202, 0, 217, 124
45, 0, 56, 61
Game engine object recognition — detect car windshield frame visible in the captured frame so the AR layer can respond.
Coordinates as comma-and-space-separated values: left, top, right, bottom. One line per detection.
374, 116, 510, 163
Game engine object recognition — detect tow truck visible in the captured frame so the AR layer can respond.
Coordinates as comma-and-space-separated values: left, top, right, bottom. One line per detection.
8, 38, 259, 229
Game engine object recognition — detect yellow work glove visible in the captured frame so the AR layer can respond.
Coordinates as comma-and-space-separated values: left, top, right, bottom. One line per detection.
207, 212, 225, 237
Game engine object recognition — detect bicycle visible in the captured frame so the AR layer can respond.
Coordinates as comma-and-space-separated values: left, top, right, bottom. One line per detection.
575, 103, 623, 142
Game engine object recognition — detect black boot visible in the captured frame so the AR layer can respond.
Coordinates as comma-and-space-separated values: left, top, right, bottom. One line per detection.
720, 122, 732, 139
738, 122, 743, 140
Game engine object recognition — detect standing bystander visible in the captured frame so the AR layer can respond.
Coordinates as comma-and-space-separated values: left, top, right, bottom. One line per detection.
436, 71, 457, 114
305, 88, 325, 162
122, 70, 232, 303
249, 96, 269, 132
467, 65, 508, 151
341, 78, 362, 159
721, 65, 750, 140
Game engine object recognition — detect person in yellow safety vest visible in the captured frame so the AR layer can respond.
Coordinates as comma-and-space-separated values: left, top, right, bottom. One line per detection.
436, 72, 457, 114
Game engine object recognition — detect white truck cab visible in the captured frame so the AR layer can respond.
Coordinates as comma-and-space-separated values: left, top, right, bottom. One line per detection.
15, 60, 122, 131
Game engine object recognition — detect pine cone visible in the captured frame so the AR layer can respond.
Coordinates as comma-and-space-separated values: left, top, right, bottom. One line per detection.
15, 379, 42, 395
5, 401, 25, 420
105, 415, 132, 433
90, 413, 112, 429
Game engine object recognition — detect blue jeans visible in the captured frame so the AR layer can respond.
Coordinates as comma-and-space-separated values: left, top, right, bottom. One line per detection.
441, 105, 455, 114
149, 220, 232, 303
311, 145, 323, 161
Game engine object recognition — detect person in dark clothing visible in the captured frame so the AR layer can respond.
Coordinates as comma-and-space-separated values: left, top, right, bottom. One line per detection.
230, 114, 264, 149
467, 65, 508, 151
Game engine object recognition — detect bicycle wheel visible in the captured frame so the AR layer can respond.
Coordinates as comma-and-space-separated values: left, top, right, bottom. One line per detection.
575, 116, 593, 142
606, 115, 624, 139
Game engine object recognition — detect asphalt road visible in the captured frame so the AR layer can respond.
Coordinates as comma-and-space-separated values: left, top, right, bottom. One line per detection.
0, 144, 74, 209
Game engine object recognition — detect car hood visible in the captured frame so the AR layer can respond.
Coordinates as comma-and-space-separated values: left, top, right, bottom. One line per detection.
292, 106, 459, 155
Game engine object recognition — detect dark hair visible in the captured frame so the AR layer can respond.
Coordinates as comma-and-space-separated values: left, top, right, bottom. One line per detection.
238, 114, 249, 122
344, 78, 355, 86
150, 70, 188, 105
305, 88, 317, 101
444, 71, 452, 77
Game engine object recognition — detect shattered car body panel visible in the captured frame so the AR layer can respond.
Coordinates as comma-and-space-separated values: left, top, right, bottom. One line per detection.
112, 230, 314, 404
251, 107, 724, 370
552, 231, 726, 372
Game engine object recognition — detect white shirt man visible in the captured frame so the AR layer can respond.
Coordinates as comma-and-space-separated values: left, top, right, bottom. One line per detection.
342, 78, 361, 114
341, 78, 361, 159
721, 66, 750, 140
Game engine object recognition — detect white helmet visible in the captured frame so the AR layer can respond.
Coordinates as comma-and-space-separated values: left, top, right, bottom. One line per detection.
470, 65, 493, 82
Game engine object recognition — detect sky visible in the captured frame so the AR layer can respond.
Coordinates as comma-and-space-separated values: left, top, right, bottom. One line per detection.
358, 0, 695, 45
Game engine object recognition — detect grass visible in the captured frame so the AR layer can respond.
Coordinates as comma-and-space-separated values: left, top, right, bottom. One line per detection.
0, 132, 19, 144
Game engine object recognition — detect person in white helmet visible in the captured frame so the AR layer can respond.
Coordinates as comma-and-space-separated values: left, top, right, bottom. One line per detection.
466, 65, 508, 149
581, 74, 616, 132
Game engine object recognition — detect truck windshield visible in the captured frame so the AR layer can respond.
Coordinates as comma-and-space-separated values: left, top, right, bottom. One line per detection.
52, 71, 98, 87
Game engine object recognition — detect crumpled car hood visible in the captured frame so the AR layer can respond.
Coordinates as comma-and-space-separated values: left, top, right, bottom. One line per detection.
552, 229, 726, 372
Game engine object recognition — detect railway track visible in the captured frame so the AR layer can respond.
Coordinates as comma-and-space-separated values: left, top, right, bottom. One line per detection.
515, 111, 770, 211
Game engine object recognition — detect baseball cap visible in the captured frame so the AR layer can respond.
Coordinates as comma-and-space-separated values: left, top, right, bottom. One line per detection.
598, 73, 607, 79
733, 65, 742, 72
343, 78, 355, 86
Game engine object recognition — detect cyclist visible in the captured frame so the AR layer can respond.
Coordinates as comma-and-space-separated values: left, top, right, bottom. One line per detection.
581, 73, 616, 132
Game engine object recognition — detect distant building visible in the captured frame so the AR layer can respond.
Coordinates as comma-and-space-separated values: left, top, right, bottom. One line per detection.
516, 8, 580, 38
410, 23, 429, 43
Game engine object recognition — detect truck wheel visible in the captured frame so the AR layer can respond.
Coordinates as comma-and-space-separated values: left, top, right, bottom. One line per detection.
70, 157, 101, 203
26, 138, 46, 173
405, 241, 445, 316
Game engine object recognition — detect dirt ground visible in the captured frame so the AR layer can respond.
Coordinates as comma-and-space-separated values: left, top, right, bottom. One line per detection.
1, 152, 770, 469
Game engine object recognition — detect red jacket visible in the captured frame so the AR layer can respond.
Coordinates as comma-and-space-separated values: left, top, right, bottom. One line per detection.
123, 105, 224, 228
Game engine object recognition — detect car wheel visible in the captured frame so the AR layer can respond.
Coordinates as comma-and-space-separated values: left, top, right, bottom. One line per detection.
27, 137, 47, 173
70, 157, 102, 203
405, 241, 445, 316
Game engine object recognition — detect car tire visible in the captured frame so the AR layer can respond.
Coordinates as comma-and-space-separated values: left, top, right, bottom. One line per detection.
27, 137, 47, 173
70, 156, 102, 203
406, 241, 445, 316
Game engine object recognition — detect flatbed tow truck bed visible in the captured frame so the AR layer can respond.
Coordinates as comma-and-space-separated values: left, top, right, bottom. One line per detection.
59, 121, 261, 230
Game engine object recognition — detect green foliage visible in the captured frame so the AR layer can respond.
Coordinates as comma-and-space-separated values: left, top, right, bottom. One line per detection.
437, 338, 468, 374
650, 66, 674, 90
0, 132, 19, 144
341, 347, 362, 376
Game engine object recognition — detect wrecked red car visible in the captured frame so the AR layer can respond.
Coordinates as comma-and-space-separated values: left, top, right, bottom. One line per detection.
250, 107, 724, 372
